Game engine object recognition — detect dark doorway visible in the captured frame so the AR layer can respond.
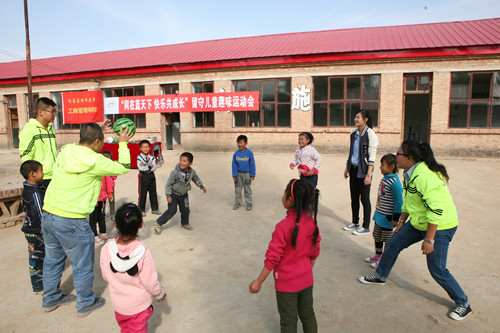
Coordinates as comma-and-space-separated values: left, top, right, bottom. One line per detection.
164, 113, 180, 150
404, 94, 430, 142
6, 95, 19, 148
403, 74, 432, 142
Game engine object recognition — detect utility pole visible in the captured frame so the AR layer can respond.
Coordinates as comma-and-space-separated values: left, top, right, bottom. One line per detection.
24, 0, 34, 119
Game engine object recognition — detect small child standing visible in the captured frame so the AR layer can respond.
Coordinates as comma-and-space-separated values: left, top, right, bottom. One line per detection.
100, 203, 166, 333
364, 154, 403, 268
290, 132, 322, 189
89, 174, 114, 244
232, 135, 256, 211
154, 152, 207, 233
103, 150, 117, 220
20, 160, 46, 294
249, 179, 321, 333
137, 140, 161, 217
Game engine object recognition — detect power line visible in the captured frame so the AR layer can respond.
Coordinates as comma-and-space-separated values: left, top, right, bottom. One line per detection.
0, 48, 74, 73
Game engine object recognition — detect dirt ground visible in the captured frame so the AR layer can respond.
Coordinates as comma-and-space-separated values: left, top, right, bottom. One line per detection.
0, 147, 499, 333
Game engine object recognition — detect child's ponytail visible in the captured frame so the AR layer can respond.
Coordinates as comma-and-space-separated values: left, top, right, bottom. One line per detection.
291, 184, 304, 248
312, 189, 320, 248
287, 179, 315, 248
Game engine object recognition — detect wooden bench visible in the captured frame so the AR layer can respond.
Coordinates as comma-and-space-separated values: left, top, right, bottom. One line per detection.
0, 188, 24, 228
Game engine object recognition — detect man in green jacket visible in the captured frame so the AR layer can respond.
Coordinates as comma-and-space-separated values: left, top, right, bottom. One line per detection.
41, 123, 133, 317
18, 97, 58, 189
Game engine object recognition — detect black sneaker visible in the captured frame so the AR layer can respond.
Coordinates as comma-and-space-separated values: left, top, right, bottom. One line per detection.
42, 294, 76, 312
358, 275, 386, 285
77, 297, 105, 317
448, 305, 472, 321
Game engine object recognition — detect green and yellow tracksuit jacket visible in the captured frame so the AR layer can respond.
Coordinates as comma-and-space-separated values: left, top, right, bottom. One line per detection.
43, 142, 130, 219
403, 162, 458, 231
18, 119, 57, 180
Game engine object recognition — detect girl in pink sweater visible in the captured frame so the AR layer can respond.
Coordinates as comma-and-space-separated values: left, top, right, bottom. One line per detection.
249, 179, 321, 333
100, 203, 166, 333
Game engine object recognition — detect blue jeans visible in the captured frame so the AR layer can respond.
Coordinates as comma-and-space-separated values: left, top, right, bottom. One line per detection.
42, 212, 96, 310
374, 222, 468, 306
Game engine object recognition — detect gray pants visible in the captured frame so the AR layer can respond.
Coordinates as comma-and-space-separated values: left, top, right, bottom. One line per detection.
234, 172, 252, 205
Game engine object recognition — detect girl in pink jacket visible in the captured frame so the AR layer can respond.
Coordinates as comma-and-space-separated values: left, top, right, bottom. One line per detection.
100, 203, 166, 333
249, 179, 321, 333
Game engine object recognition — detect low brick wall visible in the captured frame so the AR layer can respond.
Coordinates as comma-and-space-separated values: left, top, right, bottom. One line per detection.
0, 188, 24, 229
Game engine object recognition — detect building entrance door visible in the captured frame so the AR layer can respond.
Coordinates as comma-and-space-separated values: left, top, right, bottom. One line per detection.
6, 95, 19, 148
164, 113, 180, 150
403, 74, 432, 142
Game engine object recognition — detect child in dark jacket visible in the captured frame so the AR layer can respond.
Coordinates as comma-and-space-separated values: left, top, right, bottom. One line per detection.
20, 160, 46, 294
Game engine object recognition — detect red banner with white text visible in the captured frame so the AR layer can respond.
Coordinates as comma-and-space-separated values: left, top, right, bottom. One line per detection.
62, 91, 104, 123
103, 91, 259, 114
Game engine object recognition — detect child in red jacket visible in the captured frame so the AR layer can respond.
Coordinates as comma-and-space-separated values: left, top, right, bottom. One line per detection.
249, 179, 321, 333
89, 156, 115, 245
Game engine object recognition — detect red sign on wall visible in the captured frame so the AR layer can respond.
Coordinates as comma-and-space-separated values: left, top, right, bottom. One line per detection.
104, 91, 259, 114
62, 91, 104, 124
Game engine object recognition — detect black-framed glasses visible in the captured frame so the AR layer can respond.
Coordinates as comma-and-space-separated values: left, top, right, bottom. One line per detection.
41, 108, 57, 114
396, 152, 408, 157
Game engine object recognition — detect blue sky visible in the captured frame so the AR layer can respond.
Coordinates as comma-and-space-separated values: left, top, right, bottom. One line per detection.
1, 0, 499, 63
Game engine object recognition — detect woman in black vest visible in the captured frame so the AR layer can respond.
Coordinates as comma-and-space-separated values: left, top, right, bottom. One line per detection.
343, 109, 378, 235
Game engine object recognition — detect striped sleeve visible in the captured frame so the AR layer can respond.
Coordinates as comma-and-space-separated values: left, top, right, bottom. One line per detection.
32, 192, 44, 220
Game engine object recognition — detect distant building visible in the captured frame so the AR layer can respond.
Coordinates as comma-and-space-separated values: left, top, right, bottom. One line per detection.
1, 18, 499, 155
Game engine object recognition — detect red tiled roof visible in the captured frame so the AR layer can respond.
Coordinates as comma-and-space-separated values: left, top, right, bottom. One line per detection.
1, 18, 499, 84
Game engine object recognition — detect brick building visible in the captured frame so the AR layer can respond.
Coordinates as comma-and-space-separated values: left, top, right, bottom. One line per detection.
1, 18, 499, 155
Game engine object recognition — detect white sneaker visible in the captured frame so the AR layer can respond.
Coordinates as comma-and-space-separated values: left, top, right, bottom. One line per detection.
370, 262, 379, 269
352, 227, 370, 235
343, 223, 359, 231
94, 236, 104, 245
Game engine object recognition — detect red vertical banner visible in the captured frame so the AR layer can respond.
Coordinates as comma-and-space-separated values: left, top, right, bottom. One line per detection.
62, 91, 104, 123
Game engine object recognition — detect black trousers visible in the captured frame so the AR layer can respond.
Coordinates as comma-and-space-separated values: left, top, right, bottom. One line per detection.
157, 193, 190, 226
89, 200, 106, 236
138, 172, 159, 212
349, 166, 371, 229
300, 174, 318, 189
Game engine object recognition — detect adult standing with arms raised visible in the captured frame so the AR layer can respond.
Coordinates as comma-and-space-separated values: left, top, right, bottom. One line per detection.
343, 109, 378, 235
359, 140, 472, 321
18, 97, 58, 189
41, 123, 133, 317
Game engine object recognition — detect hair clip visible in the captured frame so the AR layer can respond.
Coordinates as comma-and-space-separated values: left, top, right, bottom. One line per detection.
125, 212, 130, 217
291, 179, 298, 202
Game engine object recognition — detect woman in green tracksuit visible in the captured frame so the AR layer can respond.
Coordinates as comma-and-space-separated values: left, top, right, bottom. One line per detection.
359, 140, 472, 321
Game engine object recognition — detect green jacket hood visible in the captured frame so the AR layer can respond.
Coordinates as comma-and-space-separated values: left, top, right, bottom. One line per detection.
59, 144, 99, 174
